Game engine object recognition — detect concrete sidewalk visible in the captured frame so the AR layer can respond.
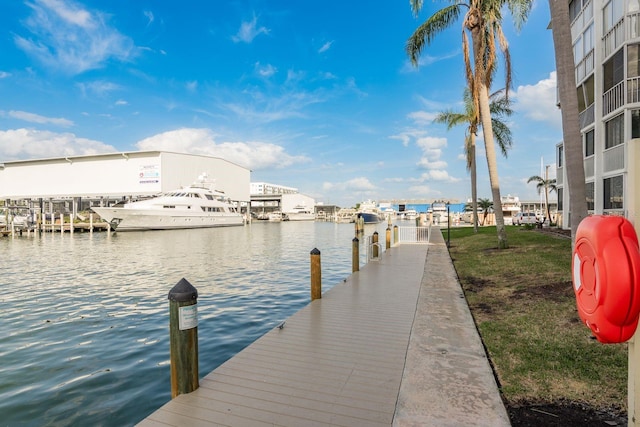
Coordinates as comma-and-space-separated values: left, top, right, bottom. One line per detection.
392, 228, 510, 426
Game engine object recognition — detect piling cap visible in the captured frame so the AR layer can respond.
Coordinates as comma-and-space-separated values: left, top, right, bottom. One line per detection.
168, 278, 198, 302
310, 248, 321, 255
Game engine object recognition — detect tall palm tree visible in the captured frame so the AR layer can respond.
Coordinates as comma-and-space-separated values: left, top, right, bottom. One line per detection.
547, 0, 587, 242
407, 0, 532, 249
434, 88, 513, 233
527, 175, 557, 224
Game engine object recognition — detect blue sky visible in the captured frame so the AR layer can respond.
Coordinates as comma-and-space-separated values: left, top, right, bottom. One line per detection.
0, 0, 561, 207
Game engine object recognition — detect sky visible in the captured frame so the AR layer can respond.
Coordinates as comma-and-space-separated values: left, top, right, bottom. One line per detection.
0, 0, 562, 208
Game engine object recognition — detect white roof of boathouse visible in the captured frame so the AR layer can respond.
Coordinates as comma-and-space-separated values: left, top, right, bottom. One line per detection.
0, 151, 251, 202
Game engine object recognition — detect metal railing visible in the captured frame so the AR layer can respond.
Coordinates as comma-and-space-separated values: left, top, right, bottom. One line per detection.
396, 226, 430, 244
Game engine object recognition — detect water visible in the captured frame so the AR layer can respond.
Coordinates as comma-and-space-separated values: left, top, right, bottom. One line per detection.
0, 221, 391, 426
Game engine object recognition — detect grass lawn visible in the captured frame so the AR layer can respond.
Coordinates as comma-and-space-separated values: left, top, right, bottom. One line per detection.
447, 226, 627, 411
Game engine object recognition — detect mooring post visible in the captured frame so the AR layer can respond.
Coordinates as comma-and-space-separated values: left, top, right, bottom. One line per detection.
386, 227, 391, 250
372, 231, 379, 258
168, 278, 199, 398
310, 248, 321, 300
393, 225, 398, 245
352, 237, 359, 272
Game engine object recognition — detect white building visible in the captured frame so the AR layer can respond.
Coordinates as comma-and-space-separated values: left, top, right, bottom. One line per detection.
557, 0, 640, 226
250, 182, 298, 195
0, 151, 250, 209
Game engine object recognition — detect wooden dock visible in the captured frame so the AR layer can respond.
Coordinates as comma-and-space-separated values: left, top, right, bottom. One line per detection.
138, 229, 508, 426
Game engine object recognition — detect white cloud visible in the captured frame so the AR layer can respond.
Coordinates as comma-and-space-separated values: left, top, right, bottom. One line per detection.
0, 71, 11, 79
77, 80, 121, 97
513, 72, 562, 129
0, 128, 115, 159
135, 128, 309, 170
143, 10, 154, 26
318, 41, 333, 53
407, 110, 438, 125
323, 177, 377, 192
255, 62, 277, 78
3, 110, 74, 127
15, 0, 136, 74
115, 99, 128, 106
232, 16, 269, 43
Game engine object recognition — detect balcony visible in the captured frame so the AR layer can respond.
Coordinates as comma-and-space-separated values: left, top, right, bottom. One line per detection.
603, 81, 625, 116
603, 17, 625, 59
579, 103, 594, 129
575, 49, 594, 83
603, 144, 625, 173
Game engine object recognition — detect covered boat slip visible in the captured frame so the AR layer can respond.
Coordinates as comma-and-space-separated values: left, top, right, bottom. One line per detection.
138, 228, 508, 426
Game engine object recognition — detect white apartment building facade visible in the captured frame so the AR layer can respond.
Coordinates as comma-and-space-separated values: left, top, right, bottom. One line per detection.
557, 0, 640, 227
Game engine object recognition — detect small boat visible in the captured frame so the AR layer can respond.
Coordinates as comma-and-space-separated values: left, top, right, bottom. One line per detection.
403, 209, 418, 221
336, 208, 357, 223
357, 200, 384, 224
91, 173, 244, 231
267, 211, 283, 222
284, 205, 315, 221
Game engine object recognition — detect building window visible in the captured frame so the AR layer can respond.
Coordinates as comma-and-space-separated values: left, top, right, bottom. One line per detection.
558, 188, 563, 211
603, 48, 624, 93
605, 114, 624, 148
633, 110, 640, 138
585, 129, 595, 156
585, 182, 594, 210
558, 145, 563, 167
603, 175, 623, 209
603, 0, 624, 34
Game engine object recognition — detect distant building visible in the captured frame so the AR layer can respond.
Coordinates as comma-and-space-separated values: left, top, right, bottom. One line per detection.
250, 182, 298, 195
0, 151, 251, 213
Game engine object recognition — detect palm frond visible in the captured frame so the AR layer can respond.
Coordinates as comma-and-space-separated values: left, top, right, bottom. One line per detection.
406, 4, 465, 65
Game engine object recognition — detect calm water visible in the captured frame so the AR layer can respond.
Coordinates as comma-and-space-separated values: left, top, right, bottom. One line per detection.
0, 220, 391, 426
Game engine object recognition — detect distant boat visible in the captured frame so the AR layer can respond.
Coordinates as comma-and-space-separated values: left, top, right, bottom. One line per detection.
403, 209, 418, 221
336, 208, 357, 223
501, 195, 522, 225
357, 200, 384, 223
284, 205, 315, 221
91, 173, 244, 231
267, 211, 283, 222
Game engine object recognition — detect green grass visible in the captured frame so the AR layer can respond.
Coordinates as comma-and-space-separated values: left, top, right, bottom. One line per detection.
448, 226, 627, 409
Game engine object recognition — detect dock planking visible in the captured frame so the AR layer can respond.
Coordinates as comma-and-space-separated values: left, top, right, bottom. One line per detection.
138, 242, 428, 427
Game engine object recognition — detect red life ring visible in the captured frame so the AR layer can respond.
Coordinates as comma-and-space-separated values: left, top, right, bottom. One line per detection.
572, 215, 640, 343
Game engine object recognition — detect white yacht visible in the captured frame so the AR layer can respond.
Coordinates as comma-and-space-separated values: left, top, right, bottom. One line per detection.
403, 209, 418, 221
284, 205, 315, 221
91, 174, 244, 231
501, 195, 522, 225
357, 200, 384, 223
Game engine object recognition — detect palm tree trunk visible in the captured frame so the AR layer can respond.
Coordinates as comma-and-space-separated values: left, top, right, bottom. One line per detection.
478, 83, 508, 248
471, 133, 479, 232
548, 0, 587, 241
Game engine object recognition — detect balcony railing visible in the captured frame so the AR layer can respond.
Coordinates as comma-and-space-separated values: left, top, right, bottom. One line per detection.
579, 103, 595, 129
603, 81, 625, 116
628, 76, 640, 103
576, 49, 594, 83
630, 11, 640, 39
603, 144, 625, 173
584, 157, 595, 178
603, 17, 625, 59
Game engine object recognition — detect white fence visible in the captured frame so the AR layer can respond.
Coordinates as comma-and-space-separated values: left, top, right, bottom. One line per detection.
396, 226, 430, 244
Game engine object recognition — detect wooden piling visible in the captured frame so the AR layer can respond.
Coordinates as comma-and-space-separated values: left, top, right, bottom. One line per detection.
386, 227, 391, 250
373, 231, 379, 259
394, 225, 398, 245
352, 237, 359, 272
310, 248, 321, 300
168, 278, 199, 398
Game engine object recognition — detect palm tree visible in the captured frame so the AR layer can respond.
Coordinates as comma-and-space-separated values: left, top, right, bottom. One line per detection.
407, 0, 532, 249
527, 175, 557, 224
477, 197, 493, 226
547, 0, 587, 242
434, 88, 513, 233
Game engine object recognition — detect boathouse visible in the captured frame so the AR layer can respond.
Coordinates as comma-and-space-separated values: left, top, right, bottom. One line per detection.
0, 151, 251, 213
